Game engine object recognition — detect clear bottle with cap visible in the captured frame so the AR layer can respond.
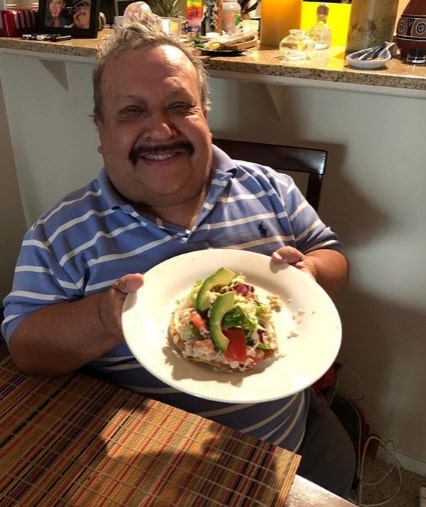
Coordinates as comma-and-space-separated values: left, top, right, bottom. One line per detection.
222, 0, 241, 34
309, 3, 332, 50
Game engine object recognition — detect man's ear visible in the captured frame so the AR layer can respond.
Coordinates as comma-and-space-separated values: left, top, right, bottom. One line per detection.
94, 118, 103, 154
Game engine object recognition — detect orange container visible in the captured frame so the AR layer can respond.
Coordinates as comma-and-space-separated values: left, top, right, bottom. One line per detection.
260, 0, 303, 48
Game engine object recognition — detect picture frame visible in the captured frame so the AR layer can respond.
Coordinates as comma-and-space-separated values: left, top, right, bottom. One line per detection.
37, 0, 100, 38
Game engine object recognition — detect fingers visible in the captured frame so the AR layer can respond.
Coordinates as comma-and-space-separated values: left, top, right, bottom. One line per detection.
111, 273, 144, 295
272, 247, 315, 280
272, 246, 304, 265
99, 274, 144, 339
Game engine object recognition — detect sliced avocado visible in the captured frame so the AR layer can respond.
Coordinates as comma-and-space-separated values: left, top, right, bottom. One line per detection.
209, 292, 235, 352
195, 267, 235, 312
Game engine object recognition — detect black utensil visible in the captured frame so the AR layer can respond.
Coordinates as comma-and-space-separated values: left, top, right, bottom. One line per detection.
358, 42, 388, 61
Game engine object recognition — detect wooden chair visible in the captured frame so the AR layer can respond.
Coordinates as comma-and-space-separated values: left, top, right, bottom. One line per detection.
213, 138, 327, 211
214, 137, 336, 401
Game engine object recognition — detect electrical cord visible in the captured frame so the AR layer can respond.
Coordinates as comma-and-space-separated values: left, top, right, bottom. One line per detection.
333, 363, 423, 506
356, 435, 403, 507
332, 363, 404, 506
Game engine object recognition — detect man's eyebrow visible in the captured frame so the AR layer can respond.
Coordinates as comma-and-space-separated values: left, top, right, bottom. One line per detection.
119, 88, 192, 101
122, 94, 143, 100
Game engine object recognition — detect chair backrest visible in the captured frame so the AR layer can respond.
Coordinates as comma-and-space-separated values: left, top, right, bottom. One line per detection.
213, 138, 327, 211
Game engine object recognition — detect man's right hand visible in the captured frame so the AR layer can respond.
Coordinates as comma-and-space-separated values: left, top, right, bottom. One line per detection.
99, 273, 144, 338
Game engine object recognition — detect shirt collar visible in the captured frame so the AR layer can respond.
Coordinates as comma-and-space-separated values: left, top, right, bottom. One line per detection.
212, 144, 238, 174
97, 168, 130, 210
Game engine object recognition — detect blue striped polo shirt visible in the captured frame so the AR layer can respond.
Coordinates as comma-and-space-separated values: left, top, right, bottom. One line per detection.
2, 146, 344, 451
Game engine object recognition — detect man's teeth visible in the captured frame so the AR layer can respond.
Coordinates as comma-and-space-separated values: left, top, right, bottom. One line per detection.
142, 152, 175, 161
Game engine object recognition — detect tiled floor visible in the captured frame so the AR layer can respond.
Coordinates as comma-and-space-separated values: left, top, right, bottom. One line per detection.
349, 456, 425, 507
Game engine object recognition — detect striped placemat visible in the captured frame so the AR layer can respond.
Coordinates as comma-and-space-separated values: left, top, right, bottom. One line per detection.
0, 356, 300, 506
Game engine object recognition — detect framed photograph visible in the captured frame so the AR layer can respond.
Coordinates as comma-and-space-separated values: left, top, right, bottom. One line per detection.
37, 0, 100, 38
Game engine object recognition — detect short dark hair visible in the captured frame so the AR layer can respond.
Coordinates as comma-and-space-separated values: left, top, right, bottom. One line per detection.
71, 0, 89, 12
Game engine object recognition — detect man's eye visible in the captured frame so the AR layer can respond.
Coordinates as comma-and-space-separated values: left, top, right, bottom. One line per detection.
168, 103, 193, 114
118, 106, 145, 118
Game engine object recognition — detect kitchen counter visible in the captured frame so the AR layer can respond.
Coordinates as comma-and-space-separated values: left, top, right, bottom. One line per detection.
1, 30, 426, 95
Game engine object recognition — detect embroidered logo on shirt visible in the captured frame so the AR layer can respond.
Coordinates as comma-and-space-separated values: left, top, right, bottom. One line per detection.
258, 222, 268, 238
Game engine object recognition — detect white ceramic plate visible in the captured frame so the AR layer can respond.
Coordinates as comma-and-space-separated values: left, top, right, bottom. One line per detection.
122, 249, 342, 404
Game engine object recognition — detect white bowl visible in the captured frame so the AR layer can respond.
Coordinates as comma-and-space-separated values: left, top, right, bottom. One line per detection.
346, 47, 392, 70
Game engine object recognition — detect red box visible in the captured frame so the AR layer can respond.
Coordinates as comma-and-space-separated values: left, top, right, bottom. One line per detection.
0, 8, 37, 37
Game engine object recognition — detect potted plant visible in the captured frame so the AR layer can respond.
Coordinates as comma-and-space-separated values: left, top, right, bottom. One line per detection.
149, 0, 184, 38
149, 0, 182, 18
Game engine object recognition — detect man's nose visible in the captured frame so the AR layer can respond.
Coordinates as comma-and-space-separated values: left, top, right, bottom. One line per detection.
144, 111, 175, 140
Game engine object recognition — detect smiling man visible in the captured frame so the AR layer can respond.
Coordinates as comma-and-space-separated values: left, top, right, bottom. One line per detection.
2, 20, 355, 498
94, 43, 212, 229
70, 0, 90, 29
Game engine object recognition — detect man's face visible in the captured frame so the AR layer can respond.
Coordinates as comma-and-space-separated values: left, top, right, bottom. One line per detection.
95, 44, 212, 213
73, 1, 90, 28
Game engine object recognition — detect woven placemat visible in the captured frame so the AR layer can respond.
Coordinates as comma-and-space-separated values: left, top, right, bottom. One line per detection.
0, 357, 300, 506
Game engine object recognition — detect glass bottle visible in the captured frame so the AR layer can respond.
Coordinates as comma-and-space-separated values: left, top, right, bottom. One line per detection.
346, 0, 398, 53
222, 0, 241, 34
309, 3, 332, 50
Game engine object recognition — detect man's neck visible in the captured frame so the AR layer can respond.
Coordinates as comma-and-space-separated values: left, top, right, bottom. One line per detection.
134, 191, 207, 230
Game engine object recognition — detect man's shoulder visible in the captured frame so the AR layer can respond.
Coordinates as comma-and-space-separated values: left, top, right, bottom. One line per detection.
213, 157, 294, 194
212, 147, 293, 186
31, 176, 106, 234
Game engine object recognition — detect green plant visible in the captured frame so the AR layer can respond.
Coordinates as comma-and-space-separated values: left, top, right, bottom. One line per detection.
149, 0, 182, 17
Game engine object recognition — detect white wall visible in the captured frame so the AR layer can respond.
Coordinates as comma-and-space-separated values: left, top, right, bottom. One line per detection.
0, 52, 425, 476
0, 56, 101, 226
208, 77, 426, 475
0, 77, 26, 301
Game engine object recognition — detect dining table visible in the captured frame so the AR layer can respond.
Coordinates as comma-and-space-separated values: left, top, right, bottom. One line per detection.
0, 355, 354, 506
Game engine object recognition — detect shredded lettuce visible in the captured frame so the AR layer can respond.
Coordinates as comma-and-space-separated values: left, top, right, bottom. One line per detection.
190, 279, 203, 305
222, 305, 257, 332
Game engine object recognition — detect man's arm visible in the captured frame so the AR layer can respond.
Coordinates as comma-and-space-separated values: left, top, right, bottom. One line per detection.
272, 246, 349, 295
8, 274, 144, 376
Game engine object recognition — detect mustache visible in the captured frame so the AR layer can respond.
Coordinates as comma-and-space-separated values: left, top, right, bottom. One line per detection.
129, 141, 194, 165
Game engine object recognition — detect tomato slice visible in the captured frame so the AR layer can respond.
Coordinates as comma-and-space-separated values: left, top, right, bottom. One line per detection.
223, 328, 247, 362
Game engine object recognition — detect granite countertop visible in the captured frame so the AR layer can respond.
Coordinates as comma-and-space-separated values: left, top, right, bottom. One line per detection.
1, 29, 426, 92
